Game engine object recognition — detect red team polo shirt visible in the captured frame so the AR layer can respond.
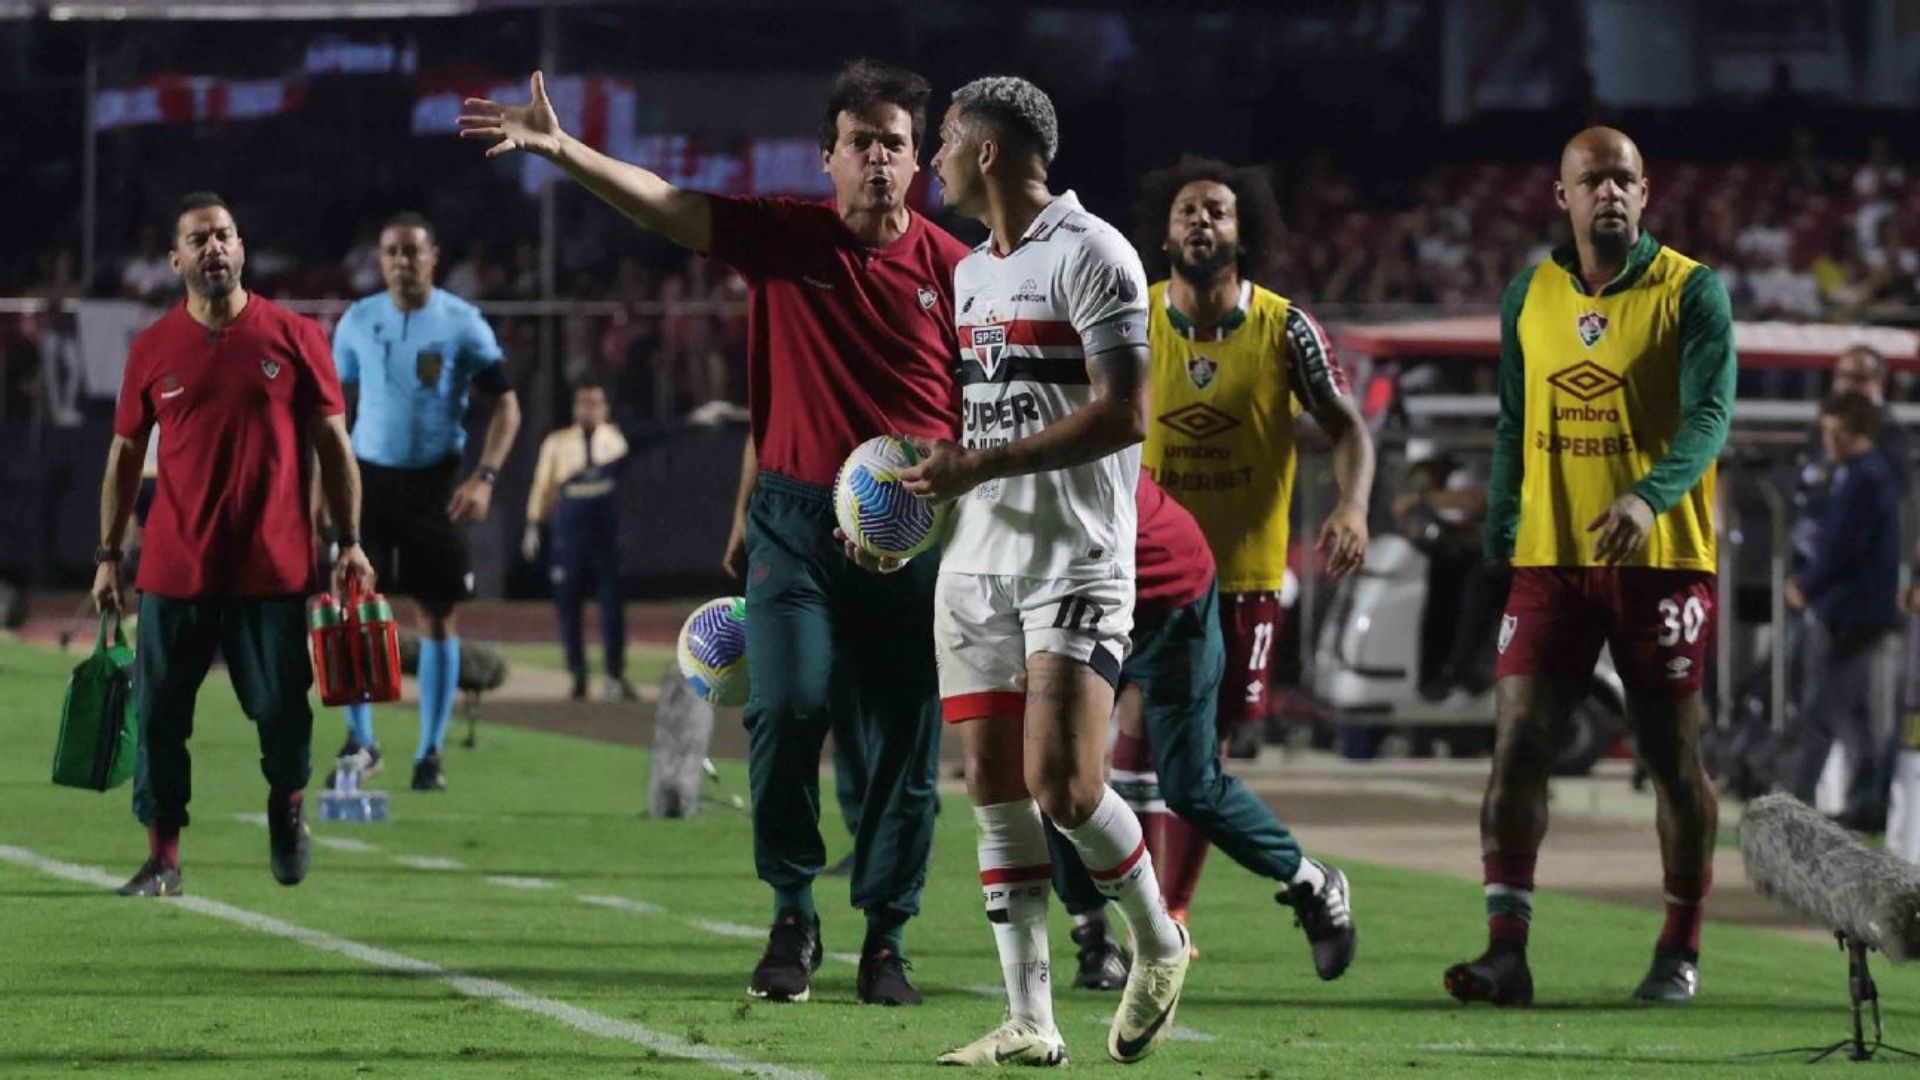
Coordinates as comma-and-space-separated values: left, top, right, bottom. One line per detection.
113, 296, 345, 598
706, 196, 970, 487
1134, 470, 1215, 622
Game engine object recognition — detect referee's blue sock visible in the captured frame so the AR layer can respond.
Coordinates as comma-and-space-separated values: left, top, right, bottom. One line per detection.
417, 636, 461, 761
344, 703, 376, 748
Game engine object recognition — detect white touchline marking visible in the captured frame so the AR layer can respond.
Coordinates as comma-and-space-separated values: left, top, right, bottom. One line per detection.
0, 844, 823, 1080
486, 875, 556, 891
957, 983, 1215, 1043
259, 829, 1223, 1046
577, 894, 663, 915
394, 855, 464, 871
232, 813, 269, 827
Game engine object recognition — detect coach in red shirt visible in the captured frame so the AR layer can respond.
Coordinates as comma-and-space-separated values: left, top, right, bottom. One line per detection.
93, 192, 373, 898
462, 62, 966, 1005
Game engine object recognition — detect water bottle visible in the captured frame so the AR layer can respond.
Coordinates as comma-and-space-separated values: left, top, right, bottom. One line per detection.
308, 593, 357, 707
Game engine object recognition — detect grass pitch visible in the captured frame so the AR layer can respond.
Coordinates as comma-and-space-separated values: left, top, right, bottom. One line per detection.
0, 636, 1913, 1077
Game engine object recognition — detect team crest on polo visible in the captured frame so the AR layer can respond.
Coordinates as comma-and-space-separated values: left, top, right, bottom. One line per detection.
415, 349, 444, 387
969, 324, 1007, 378
1187, 355, 1218, 390
260, 359, 281, 380
1498, 614, 1518, 655
917, 286, 936, 311
1576, 310, 1608, 348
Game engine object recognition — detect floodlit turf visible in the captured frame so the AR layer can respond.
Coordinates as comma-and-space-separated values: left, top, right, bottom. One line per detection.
493, 641, 673, 682
2, 636, 1915, 1077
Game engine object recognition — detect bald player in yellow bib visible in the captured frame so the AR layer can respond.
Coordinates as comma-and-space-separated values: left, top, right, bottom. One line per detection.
1444, 128, 1736, 1007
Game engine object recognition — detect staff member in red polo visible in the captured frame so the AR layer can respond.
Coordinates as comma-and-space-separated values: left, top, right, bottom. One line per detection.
92, 191, 373, 898
461, 62, 965, 1004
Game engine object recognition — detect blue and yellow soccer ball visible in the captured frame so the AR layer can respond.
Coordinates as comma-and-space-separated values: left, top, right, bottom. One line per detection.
833, 435, 947, 563
676, 597, 749, 706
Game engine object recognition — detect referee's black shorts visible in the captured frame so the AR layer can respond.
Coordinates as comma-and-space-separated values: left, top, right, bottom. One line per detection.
358, 456, 473, 605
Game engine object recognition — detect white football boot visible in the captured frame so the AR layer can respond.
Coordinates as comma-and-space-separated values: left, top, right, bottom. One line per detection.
1107, 921, 1192, 1064
936, 1015, 1067, 1067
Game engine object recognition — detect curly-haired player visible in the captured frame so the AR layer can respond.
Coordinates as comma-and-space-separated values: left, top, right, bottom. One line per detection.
1128, 156, 1374, 943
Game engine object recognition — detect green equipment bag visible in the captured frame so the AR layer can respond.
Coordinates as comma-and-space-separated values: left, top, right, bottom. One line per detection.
51, 612, 137, 791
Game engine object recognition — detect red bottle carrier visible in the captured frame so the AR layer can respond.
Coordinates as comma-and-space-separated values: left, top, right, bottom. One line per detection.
308, 586, 402, 706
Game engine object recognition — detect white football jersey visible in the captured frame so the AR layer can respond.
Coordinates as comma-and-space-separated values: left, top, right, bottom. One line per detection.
944, 191, 1151, 580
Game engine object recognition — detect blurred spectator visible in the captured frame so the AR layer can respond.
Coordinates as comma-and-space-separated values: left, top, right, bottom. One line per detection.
1783, 392, 1905, 832
119, 226, 174, 303
1391, 443, 1494, 701
442, 244, 487, 299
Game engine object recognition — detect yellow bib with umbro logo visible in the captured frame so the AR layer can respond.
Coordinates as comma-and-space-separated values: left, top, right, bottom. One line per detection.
1513, 244, 1716, 571
1143, 280, 1300, 592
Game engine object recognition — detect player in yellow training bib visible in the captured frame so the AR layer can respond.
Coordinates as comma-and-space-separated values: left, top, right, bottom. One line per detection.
1132, 157, 1374, 952
1444, 128, 1736, 1010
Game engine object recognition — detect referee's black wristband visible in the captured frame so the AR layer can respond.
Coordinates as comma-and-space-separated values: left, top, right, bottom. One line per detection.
477, 466, 499, 484
336, 535, 360, 549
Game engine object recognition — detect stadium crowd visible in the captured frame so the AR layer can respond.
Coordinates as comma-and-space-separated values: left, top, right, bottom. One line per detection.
8, 143, 1920, 428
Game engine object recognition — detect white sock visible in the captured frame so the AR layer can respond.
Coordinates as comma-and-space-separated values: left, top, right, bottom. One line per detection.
974, 800, 1055, 1034
1061, 786, 1184, 963
1290, 856, 1327, 894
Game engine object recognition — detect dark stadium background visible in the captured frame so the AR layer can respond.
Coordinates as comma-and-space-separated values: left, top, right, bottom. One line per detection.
4, 0, 1917, 604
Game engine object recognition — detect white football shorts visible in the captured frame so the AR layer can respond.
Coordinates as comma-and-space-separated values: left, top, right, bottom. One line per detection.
934, 571, 1134, 723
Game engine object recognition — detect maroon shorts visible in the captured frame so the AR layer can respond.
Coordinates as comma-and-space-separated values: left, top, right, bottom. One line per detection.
1217, 590, 1285, 728
1496, 567, 1715, 697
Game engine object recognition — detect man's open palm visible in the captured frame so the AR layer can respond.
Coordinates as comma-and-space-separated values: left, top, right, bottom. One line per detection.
458, 71, 564, 159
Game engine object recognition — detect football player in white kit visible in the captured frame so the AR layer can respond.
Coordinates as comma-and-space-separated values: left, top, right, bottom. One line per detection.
906, 76, 1190, 1067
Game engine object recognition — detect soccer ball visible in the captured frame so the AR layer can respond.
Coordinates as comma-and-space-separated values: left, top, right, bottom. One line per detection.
834, 435, 947, 562
676, 597, 749, 707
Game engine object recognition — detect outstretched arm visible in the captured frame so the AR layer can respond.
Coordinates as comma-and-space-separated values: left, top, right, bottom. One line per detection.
459, 72, 712, 252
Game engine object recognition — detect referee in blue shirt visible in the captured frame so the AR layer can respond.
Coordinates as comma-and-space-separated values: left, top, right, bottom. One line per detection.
331, 212, 521, 791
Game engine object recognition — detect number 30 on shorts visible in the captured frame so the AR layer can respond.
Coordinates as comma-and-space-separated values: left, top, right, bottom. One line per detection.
1655, 596, 1706, 647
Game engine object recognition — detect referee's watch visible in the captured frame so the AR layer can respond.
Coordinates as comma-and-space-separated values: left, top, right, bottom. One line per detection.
93, 545, 123, 564
476, 466, 499, 485
336, 535, 360, 550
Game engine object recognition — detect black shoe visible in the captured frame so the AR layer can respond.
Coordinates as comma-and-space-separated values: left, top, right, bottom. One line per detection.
1225, 721, 1263, 760
1070, 920, 1131, 991
1632, 947, 1699, 1002
856, 945, 922, 1006
411, 752, 447, 792
748, 913, 823, 1002
1445, 943, 1534, 1006
1418, 677, 1453, 703
822, 852, 855, 878
1282, 860, 1356, 980
267, 792, 310, 886
116, 857, 182, 897
323, 739, 381, 789
569, 673, 587, 701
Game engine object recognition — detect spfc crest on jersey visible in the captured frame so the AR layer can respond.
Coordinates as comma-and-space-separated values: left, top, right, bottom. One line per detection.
1187, 355, 1218, 390
1498, 614, 1518, 655
969, 324, 1007, 378
917, 285, 937, 311
260, 359, 281, 380
415, 349, 444, 387
1576, 310, 1608, 348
